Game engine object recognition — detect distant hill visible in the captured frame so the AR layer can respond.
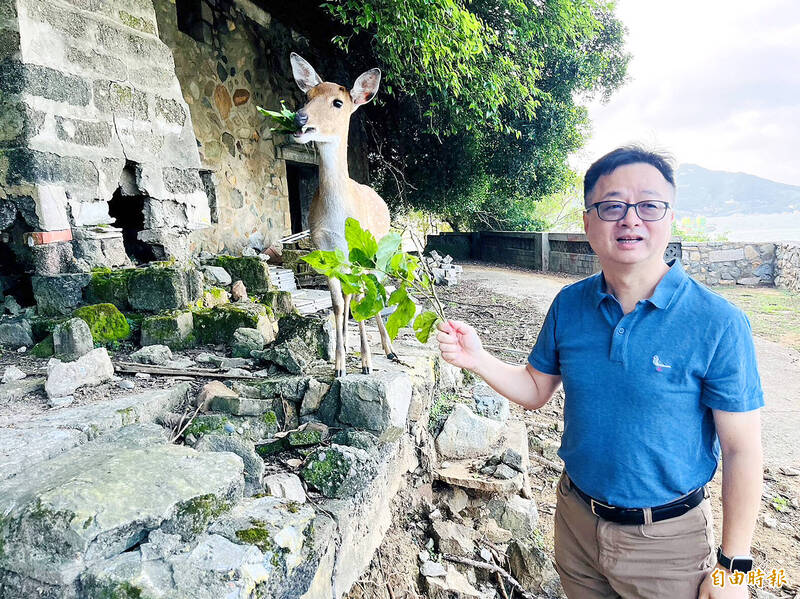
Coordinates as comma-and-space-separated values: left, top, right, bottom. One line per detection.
675, 164, 800, 216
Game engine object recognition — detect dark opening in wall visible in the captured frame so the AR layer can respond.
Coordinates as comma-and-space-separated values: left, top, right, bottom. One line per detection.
286, 162, 317, 234
199, 170, 218, 224
108, 190, 156, 265
0, 219, 34, 307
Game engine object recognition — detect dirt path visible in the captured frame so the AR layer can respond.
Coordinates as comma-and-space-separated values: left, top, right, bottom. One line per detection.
441, 262, 800, 597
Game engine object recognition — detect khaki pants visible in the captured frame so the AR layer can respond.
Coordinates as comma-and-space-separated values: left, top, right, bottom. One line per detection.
554, 474, 716, 599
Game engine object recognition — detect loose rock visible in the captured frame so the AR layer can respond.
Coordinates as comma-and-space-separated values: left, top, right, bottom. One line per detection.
263, 472, 307, 503
231, 280, 248, 301
130, 344, 174, 365
232, 327, 264, 358
2, 365, 27, 384
435, 404, 503, 459
472, 383, 510, 422
45, 347, 114, 398
196, 380, 238, 412
53, 317, 94, 361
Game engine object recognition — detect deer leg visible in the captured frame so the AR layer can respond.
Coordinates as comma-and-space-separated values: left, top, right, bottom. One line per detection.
327, 277, 347, 378
358, 317, 373, 374
374, 313, 398, 361
342, 294, 352, 352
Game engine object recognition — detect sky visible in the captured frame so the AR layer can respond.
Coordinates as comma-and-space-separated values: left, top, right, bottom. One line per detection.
576, 0, 800, 186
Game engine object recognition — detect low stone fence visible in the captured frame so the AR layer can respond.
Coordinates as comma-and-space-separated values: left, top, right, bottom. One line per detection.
680, 242, 776, 286
425, 232, 796, 288
776, 242, 800, 292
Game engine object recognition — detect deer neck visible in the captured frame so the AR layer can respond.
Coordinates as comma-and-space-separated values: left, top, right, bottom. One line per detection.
316, 139, 350, 205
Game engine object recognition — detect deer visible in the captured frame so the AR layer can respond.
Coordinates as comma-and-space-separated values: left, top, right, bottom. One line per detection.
289, 52, 398, 378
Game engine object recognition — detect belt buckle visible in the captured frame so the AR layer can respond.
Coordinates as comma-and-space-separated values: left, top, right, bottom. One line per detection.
590, 498, 614, 517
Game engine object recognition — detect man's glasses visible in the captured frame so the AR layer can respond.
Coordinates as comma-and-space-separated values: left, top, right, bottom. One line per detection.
585, 200, 671, 222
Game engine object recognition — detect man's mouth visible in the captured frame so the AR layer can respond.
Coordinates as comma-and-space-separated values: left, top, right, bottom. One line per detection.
616, 235, 644, 245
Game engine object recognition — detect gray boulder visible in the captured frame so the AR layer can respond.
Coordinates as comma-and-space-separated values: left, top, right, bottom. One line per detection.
201, 265, 232, 286
263, 472, 307, 503
195, 434, 264, 496
336, 371, 413, 435
435, 404, 503, 459
2, 365, 27, 384
253, 337, 316, 374
130, 344, 173, 365
488, 495, 539, 540
472, 383, 510, 422
301, 444, 377, 499
45, 347, 114, 399
0, 319, 33, 349
231, 327, 264, 358
53, 317, 94, 361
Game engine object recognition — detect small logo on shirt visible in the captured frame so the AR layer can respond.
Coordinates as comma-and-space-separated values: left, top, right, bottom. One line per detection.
652, 355, 672, 372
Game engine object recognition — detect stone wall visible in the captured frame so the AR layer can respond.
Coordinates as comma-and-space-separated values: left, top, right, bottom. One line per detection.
775, 242, 800, 292
680, 242, 776, 286
0, 0, 210, 270
154, 0, 371, 255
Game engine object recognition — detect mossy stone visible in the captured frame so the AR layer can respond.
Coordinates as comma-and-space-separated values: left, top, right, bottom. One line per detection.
301, 445, 363, 498
214, 256, 274, 293
30, 316, 65, 342
192, 303, 274, 345
128, 264, 203, 312
169, 493, 232, 538
85, 267, 136, 310
31, 334, 54, 358
73, 303, 131, 343
275, 313, 334, 361
140, 311, 195, 350
257, 291, 296, 317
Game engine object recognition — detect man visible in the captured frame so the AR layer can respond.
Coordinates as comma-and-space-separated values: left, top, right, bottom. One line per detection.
437, 146, 763, 599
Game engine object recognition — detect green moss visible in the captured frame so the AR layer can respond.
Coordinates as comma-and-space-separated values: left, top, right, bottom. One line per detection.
262, 411, 277, 425
288, 429, 322, 447
87, 268, 135, 310
30, 316, 65, 341
140, 310, 195, 350
118, 10, 155, 33
73, 303, 131, 344
257, 291, 297, 317
88, 580, 145, 599
192, 303, 270, 344
174, 494, 231, 536
235, 521, 275, 553
184, 414, 229, 438
31, 335, 54, 358
214, 255, 273, 293
301, 447, 351, 497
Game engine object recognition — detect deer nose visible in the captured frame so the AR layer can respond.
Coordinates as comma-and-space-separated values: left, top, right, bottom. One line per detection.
295, 110, 308, 127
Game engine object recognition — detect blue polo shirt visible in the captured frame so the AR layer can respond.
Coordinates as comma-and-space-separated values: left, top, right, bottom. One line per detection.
528, 260, 763, 508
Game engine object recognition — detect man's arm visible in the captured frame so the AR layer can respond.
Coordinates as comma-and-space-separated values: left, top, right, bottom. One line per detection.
714, 408, 763, 558
437, 320, 562, 410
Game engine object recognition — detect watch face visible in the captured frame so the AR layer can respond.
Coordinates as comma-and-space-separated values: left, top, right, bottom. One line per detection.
730, 557, 754, 573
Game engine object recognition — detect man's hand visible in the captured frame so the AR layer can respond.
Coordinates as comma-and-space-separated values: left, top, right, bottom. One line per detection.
436, 319, 486, 372
698, 568, 748, 599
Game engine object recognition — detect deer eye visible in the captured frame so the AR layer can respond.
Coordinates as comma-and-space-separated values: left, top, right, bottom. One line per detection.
333, 99, 343, 108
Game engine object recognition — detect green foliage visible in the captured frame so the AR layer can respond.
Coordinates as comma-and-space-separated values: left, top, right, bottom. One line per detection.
73, 303, 132, 344
672, 216, 729, 242
257, 101, 297, 133
772, 496, 789, 513
302, 218, 443, 342
319, 0, 629, 230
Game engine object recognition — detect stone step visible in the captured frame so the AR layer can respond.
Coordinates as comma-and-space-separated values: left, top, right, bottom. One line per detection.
1, 384, 191, 481
0, 424, 244, 591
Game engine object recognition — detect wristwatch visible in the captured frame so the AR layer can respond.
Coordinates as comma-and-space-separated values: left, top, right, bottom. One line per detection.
716, 546, 754, 573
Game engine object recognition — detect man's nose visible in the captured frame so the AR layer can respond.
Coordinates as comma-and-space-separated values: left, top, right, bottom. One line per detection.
619, 204, 643, 226
295, 110, 308, 127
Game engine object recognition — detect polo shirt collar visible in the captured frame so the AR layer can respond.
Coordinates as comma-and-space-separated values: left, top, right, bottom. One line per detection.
591, 259, 687, 310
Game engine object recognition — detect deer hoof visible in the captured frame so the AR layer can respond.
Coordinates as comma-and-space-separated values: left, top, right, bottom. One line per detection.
335, 368, 346, 378
361, 366, 372, 375
387, 352, 399, 362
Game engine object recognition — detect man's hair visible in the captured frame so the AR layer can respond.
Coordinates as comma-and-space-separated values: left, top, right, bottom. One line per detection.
583, 145, 676, 207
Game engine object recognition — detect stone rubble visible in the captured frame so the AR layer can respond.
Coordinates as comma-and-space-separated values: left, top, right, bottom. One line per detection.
44, 347, 115, 399
425, 250, 463, 286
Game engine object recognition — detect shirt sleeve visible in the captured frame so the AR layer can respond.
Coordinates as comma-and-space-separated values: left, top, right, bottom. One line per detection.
700, 310, 764, 412
528, 294, 561, 375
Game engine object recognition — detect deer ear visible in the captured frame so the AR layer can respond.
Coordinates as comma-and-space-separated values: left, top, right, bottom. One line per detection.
290, 52, 322, 93
350, 68, 381, 108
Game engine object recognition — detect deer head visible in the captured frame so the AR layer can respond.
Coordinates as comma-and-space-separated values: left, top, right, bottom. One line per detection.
289, 52, 381, 145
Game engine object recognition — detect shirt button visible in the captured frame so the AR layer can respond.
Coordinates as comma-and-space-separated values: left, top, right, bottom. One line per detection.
617, 328, 625, 334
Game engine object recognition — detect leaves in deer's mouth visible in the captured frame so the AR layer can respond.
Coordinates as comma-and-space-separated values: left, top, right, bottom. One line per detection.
257, 101, 298, 133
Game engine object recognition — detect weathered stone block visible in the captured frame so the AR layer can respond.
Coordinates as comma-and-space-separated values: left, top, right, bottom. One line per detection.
54, 116, 113, 147
194, 434, 263, 496
231, 327, 264, 358
92, 79, 148, 120
84, 267, 136, 310
128, 264, 203, 312
435, 404, 503, 459
301, 444, 377, 499
472, 383, 510, 422
52, 317, 93, 361
154, 96, 186, 125
709, 247, 745, 262
252, 337, 314, 374
32, 273, 91, 316
214, 255, 273, 293
192, 303, 275, 345
337, 371, 413, 434
0, 318, 33, 348
0, 61, 90, 105
45, 347, 114, 398
3, 148, 98, 187
258, 290, 296, 317
140, 311, 194, 349
30, 242, 75, 276
137, 228, 192, 261
276, 312, 335, 360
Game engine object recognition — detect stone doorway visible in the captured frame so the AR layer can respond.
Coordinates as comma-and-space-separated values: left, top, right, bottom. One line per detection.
107, 163, 157, 265
286, 162, 317, 234
0, 217, 34, 308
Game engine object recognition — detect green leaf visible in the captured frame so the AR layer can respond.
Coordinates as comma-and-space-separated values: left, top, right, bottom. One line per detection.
302, 250, 347, 276
335, 272, 361, 295
413, 311, 440, 343
351, 276, 384, 321
388, 286, 407, 306
345, 218, 378, 260
385, 296, 416, 339
349, 247, 375, 268
375, 232, 402, 272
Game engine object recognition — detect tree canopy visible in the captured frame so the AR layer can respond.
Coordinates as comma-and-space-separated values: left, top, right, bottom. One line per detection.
320, 0, 629, 230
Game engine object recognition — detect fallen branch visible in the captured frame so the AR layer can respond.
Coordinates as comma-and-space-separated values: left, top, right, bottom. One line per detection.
114, 361, 259, 379
441, 553, 536, 599
169, 402, 202, 443
528, 452, 562, 471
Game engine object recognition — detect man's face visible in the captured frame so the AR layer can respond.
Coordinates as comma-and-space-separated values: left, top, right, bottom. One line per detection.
583, 162, 675, 270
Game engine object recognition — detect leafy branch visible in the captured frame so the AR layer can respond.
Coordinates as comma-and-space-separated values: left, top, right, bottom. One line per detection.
301, 218, 445, 343
257, 101, 298, 133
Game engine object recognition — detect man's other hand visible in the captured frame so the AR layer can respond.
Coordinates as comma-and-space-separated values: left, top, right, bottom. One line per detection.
436, 319, 485, 372
698, 569, 748, 599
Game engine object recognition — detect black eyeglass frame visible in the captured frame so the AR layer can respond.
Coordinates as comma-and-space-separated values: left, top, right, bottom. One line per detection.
585, 200, 671, 222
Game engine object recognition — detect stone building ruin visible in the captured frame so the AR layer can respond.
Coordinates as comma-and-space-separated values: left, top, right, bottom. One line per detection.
0, 0, 370, 311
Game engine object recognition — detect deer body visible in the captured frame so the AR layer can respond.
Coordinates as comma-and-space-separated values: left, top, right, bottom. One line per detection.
290, 54, 397, 377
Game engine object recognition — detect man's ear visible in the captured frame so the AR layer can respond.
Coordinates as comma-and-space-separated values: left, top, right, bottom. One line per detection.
350, 68, 381, 110
290, 52, 322, 93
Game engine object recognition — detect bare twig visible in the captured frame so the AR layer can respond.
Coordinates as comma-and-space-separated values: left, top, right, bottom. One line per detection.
169, 402, 202, 443
114, 361, 259, 379
528, 452, 562, 471
496, 571, 511, 599
441, 553, 536, 599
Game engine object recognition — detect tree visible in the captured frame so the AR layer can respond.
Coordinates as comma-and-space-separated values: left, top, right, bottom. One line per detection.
320, 0, 629, 230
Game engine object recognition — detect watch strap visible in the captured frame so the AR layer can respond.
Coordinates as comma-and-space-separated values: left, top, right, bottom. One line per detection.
716, 546, 754, 573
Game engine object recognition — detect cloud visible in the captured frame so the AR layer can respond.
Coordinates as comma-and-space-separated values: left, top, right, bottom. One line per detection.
579, 0, 800, 185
